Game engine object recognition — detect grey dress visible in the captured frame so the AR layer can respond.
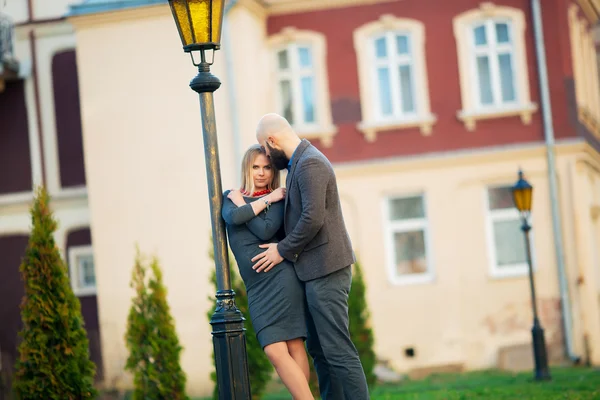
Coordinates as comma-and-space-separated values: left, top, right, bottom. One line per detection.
222, 191, 307, 348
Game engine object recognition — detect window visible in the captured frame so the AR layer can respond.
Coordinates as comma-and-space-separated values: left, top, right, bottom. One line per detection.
68, 245, 97, 296
383, 194, 433, 285
471, 20, 517, 109
485, 186, 531, 278
569, 5, 600, 137
354, 15, 436, 141
453, 3, 537, 131
276, 44, 316, 127
269, 28, 337, 147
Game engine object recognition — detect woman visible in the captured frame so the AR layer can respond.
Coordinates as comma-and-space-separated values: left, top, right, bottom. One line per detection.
221, 144, 313, 400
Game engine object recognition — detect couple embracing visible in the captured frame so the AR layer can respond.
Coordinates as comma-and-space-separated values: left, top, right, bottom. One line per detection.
222, 113, 370, 399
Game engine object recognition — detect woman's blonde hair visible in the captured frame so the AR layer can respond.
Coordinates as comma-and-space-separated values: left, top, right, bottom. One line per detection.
240, 144, 280, 194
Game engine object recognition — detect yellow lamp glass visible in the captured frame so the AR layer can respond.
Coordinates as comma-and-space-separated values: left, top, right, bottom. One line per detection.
168, 0, 225, 52
511, 170, 533, 213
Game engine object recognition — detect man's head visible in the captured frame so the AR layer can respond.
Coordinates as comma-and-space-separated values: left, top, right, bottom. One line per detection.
256, 113, 301, 170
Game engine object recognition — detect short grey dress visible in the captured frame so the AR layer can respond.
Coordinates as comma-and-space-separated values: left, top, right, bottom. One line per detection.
222, 191, 307, 348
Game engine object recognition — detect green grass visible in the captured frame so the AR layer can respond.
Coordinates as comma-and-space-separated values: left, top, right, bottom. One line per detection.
258, 367, 600, 400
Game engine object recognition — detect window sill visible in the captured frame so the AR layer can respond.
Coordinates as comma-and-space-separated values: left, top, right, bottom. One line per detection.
457, 103, 538, 131
295, 124, 338, 147
389, 272, 435, 286
74, 288, 98, 297
0, 191, 34, 207
578, 106, 600, 138
489, 265, 534, 280
357, 114, 438, 142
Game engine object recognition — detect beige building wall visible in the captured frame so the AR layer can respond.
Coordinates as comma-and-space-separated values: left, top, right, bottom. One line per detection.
334, 143, 598, 373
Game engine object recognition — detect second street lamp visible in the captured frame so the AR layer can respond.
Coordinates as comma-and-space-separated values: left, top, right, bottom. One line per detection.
511, 169, 551, 381
167, 1, 252, 398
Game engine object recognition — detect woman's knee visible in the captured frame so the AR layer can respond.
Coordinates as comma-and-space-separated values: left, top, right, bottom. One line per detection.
287, 338, 306, 356
264, 342, 288, 365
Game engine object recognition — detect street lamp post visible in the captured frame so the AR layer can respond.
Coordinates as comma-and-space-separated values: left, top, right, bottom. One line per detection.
511, 170, 551, 381
167, 1, 252, 398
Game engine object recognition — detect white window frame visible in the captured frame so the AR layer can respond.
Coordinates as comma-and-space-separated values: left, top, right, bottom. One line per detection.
382, 193, 435, 286
268, 27, 337, 147
354, 14, 436, 141
469, 19, 519, 110
68, 245, 97, 296
569, 4, 600, 137
484, 186, 536, 279
453, 3, 537, 131
371, 31, 418, 122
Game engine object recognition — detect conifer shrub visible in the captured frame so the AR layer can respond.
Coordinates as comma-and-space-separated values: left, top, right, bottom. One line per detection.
13, 186, 97, 400
125, 248, 188, 400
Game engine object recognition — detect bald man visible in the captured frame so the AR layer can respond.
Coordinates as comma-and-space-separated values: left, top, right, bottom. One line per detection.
251, 113, 369, 399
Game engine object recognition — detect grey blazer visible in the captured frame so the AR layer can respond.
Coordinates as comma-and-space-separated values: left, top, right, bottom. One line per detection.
277, 139, 355, 281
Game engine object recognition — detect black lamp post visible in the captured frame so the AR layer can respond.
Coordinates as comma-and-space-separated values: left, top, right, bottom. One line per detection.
511, 170, 551, 381
167, 1, 252, 398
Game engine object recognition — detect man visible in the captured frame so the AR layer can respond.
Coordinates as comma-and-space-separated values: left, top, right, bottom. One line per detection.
251, 113, 369, 399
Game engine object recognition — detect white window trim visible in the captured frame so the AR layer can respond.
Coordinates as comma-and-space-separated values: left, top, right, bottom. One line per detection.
382, 194, 435, 286
453, 2, 537, 131
484, 188, 536, 279
469, 19, 519, 109
268, 27, 337, 147
68, 244, 96, 296
354, 14, 437, 141
569, 4, 600, 138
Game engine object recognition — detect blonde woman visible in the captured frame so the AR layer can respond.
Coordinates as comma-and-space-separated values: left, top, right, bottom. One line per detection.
221, 144, 313, 400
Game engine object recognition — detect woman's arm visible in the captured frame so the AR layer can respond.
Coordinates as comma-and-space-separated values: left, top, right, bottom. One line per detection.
245, 201, 284, 241
222, 188, 286, 226
221, 191, 256, 226
248, 188, 286, 215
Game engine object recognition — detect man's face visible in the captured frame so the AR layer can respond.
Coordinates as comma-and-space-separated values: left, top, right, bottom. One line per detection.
264, 141, 289, 170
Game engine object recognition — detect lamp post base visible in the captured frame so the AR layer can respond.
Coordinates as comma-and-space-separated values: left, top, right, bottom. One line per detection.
210, 290, 252, 399
531, 319, 551, 381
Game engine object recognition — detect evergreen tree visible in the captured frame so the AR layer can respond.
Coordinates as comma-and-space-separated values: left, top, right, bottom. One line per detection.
207, 239, 273, 399
348, 260, 376, 387
13, 186, 97, 400
125, 247, 188, 400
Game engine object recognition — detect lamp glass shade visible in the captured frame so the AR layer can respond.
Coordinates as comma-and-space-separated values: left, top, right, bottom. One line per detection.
168, 0, 225, 52
511, 171, 533, 213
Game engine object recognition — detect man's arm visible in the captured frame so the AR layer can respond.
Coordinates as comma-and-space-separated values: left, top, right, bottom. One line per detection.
277, 157, 329, 261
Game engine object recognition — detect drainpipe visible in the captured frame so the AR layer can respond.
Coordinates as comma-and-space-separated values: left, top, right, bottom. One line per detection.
530, 0, 580, 363
223, 0, 242, 185
27, 0, 46, 186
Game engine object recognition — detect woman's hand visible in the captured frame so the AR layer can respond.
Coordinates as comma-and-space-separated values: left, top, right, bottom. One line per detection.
228, 189, 245, 207
268, 187, 287, 203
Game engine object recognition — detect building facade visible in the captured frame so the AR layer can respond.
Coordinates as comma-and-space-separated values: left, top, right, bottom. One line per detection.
0, 0, 103, 394
2, 0, 600, 397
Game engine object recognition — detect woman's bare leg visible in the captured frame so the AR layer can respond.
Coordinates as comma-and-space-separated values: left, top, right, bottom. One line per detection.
264, 342, 314, 400
287, 338, 310, 382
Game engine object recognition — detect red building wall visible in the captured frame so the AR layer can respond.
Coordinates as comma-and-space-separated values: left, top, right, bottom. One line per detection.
267, 0, 579, 163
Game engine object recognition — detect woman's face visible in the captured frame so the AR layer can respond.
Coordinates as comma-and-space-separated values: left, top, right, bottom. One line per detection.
252, 153, 273, 191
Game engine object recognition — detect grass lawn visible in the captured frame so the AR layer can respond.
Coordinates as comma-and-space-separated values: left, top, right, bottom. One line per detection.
257, 367, 600, 399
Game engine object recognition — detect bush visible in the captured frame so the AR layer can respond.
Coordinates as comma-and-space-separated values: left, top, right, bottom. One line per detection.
13, 186, 97, 400
348, 260, 376, 387
124, 247, 188, 400
207, 239, 273, 399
